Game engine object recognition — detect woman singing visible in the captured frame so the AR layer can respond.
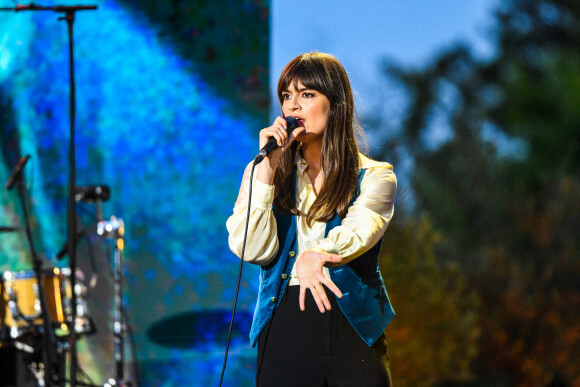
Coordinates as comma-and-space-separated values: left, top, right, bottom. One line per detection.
226, 52, 396, 386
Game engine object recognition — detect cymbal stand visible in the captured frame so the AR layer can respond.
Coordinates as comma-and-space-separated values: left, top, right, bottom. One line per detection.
97, 216, 130, 386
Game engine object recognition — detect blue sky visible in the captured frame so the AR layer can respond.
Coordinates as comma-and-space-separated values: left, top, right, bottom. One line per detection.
271, 0, 499, 115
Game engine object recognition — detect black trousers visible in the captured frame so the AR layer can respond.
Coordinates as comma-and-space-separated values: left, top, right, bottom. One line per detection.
257, 285, 392, 387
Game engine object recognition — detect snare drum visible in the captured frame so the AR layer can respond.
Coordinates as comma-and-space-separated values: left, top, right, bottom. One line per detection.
0, 268, 91, 340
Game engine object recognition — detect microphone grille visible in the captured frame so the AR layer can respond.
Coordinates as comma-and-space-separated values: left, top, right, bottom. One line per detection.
285, 116, 298, 131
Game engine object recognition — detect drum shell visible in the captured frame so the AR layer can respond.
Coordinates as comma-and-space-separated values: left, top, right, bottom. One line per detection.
0, 269, 68, 335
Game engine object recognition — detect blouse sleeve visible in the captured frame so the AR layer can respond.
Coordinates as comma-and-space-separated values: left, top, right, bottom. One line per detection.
315, 162, 397, 264
226, 162, 279, 265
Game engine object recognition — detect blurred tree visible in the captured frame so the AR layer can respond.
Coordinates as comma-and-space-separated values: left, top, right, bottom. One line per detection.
380, 215, 480, 386
376, 0, 580, 385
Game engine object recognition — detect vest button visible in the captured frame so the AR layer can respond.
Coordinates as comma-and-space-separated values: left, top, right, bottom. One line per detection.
280, 273, 288, 280
270, 297, 278, 303
288, 250, 296, 257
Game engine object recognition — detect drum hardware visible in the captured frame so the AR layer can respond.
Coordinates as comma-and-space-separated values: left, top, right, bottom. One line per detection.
55, 221, 100, 296
1, 210, 130, 386
98, 216, 130, 386
1, 160, 98, 386
65, 184, 112, 294
11, 340, 68, 387
4, 154, 31, 191
14, 340, 36, 354
28, 362, 46, 387
3, 271, 61, 332
56, 230, 87, 260
60, 268, 95, 337
75, 185, 110, 205
2, 154, 62, 386
3, 274, 44, 337
0, 339, 44, 387
0, 225, 20, 232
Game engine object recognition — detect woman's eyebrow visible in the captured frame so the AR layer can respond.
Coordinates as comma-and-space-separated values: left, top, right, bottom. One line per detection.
282, 85, 312, 93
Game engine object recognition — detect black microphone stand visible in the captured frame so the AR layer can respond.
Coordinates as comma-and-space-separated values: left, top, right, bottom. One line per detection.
0, 4, 98, 387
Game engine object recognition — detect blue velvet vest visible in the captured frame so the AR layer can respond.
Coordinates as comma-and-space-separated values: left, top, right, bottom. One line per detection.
249, 169, 395, 347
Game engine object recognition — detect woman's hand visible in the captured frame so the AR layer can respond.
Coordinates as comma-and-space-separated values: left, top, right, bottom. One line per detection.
256, 116, 304, 184
296, 248, 343, 313
259, 116, 292, 151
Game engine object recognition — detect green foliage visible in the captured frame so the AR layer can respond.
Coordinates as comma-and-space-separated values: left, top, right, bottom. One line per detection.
503, 54, 580, 187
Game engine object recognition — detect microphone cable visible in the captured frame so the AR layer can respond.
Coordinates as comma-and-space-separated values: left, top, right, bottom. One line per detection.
219, 161, 257, 387
219, 116, 296, 385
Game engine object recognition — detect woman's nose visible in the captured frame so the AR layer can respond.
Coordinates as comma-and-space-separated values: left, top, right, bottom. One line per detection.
289, 97, 300, 110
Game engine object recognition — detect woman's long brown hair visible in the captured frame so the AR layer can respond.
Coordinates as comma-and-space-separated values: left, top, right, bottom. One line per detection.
274, 52, 361, 226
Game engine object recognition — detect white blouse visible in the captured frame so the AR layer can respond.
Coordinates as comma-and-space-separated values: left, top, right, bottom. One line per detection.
226, 153, 397, 285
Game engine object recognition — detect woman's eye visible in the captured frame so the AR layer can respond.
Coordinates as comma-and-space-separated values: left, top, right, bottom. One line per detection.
282, 93, 291, 100
303, 92, 314, 98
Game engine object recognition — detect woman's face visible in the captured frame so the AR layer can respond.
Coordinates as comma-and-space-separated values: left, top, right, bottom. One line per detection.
281, 80, 330, 144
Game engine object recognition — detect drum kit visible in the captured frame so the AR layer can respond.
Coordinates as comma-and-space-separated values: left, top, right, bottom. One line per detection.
0, 266, 94, 386
0, 267, 93, 341
1, 180, 131, 387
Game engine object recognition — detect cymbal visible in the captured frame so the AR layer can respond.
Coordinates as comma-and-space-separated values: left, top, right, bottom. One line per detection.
0, 226, 19, 233
147, 309, 252, 349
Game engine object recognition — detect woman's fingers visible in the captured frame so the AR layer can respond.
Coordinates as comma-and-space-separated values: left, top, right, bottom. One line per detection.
299, 285, 307, 311
312, 290, 326, 313
322, 253, 342, 264
258, 116, 306, 154
321, 277, 343, 299
259, 126, 286, 147
299, 276, 342, 313
314, 282, 332, 311
258, 116, 290, 148
273, 116, 288, 131
296, 249, 344, 313
302, 281, 326, 313
287, 125, 306, 144
271, 116, 291, 145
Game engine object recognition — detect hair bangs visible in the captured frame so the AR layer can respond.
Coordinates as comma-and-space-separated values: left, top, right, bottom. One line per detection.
277, 55, 333, 105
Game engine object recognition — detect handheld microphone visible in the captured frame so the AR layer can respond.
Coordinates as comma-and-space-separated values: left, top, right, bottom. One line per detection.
253, 116, 298, 165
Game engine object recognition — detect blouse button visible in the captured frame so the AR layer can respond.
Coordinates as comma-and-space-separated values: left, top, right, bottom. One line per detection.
288, 251, 296, 257
270, 297, 278, 303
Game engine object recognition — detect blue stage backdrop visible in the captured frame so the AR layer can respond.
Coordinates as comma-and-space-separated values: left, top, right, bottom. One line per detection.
0, 0, 269, 385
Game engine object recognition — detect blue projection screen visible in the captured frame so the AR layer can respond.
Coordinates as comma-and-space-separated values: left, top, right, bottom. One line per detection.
0, 0, 269, 385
